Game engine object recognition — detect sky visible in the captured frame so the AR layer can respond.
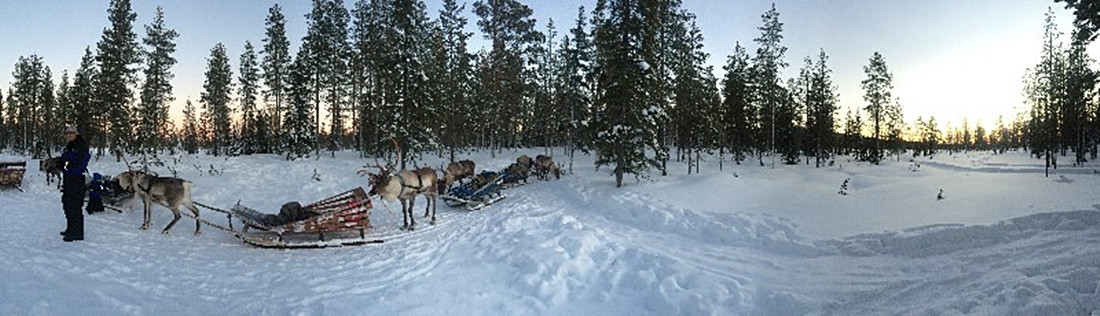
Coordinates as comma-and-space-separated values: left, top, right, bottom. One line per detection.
0, 0, 1092, 132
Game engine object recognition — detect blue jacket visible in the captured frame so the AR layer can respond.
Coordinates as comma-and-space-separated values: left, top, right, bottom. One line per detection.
89, 179, 110, 199
60, 137, 90, 177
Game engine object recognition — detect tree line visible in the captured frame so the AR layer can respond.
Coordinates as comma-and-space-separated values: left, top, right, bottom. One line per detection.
0, 1, 1089, 186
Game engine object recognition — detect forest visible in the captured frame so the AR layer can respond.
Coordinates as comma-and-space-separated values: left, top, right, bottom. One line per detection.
1, 0, 1098, 186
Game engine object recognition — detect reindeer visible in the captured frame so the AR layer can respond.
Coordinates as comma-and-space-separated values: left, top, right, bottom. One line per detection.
534, 155, 561, 180
517, 155, 533, 169
359, 141, 439, 230
441, 159, 476, 191
39, 157, 62, 188
116, 170, 202, 235
503, 162, 530, 185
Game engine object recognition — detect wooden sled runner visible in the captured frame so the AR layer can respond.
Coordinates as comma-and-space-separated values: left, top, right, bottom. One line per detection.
227, 187, 382, 248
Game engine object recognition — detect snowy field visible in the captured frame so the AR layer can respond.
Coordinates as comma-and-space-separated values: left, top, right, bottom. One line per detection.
2, 149, 1100, 315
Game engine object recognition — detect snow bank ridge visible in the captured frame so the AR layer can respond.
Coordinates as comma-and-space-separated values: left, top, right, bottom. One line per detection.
823, 210, 1100, 257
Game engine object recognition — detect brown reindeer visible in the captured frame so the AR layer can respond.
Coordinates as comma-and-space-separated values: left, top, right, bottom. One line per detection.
359, 141, 439, 230
517, 155, 533, 169
40, 157, 62, 188
534, 155, 561, 180
442, 159, 476, 190
116, 170, 202, 234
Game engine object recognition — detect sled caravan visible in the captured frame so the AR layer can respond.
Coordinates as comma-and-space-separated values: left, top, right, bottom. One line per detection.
57, 151, 564, 249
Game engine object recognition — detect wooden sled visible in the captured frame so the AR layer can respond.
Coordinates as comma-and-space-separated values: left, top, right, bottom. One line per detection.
0, 161, 27, 192
229, 187, 381, 248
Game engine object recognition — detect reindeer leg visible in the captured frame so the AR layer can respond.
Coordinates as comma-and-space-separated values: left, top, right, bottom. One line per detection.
400, 200, 410, 230
185, 201, 201, 235
140, 198, 152, 230
430, 195, 437, 225
423, 194, 431, 218
408, 198, 417, 229
162, 206, 182, 234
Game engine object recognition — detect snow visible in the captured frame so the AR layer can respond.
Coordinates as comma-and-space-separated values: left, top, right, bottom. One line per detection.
1, 149, 1099, 314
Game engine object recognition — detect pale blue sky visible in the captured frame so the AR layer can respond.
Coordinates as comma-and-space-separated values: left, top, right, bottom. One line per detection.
0, 0, 1088, 130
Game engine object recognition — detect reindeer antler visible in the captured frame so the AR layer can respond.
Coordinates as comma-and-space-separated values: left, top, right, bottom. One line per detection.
357, 157, 390, 177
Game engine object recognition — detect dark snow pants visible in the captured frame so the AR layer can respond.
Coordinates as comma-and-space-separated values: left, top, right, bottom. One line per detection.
62, 174, 86, 238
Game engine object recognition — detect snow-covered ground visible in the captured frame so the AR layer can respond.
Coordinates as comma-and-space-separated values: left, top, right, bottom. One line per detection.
1, 149, 1099, 315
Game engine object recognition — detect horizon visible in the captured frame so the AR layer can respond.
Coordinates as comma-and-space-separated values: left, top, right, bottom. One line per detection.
0, 0, 1093, 133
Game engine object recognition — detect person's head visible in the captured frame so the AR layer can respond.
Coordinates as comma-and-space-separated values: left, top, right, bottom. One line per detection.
64, 125, 78, 142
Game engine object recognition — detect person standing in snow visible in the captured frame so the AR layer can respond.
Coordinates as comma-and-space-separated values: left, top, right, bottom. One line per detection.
59, 125, 90, 242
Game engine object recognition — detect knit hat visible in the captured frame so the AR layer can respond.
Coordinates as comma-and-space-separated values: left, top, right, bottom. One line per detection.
64, 125, 79, 134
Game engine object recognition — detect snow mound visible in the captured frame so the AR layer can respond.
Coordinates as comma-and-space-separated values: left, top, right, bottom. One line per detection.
823, 210, 1100, 258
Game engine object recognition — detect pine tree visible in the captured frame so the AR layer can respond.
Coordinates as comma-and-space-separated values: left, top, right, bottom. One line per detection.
555, 6, 594, 172
283, 49, 316, 160
136, 6, 179, 155
262, 4, 292, 141
181, 99, 199, 154
56, 71, 74, 136
71, 47, 102, 156
752, 4, 789, 166
672, 18, 719, 174
804, 49, 839, 167
38, 67, 59, 156
592, 0, 658, 187
350, 0, 380, 156
303, 0, 352, 155
434, 0, 474, 162
96, 0, 141, 157
843, 108, 863, 157
721, 42, 755, 165
200, 43, 235, 156
238, 41, 261, 154
885, 97, 905, 160
860, 51, 893, 164
638, 0, 684, 176
474, 0, 542, 150
10, 55, 51, 156
1065, 23, 1095, 164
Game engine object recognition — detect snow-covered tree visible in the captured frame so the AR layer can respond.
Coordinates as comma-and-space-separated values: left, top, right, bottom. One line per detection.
592, 0, 662, 187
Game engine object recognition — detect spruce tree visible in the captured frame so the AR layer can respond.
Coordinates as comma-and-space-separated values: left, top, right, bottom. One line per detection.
752, 4, 789, 166
435, 0, 474, 162
721, 42, 755, 165
555, 6, 594, 172
181, 99, 199, 154
71, 47, 102, 156
283, 49, 317, 160
10, 55, 50, 156
136, 6, 179, 155
473, 0, 542, 150
592, 0, 656, 187
96, 0, 141, 157
303, 0, 352, 155
860, 51, 893, 164
262, 4, 292, 139
200, 43, 235, 156
804, 49, 839, 167
238, 41, 261, 154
